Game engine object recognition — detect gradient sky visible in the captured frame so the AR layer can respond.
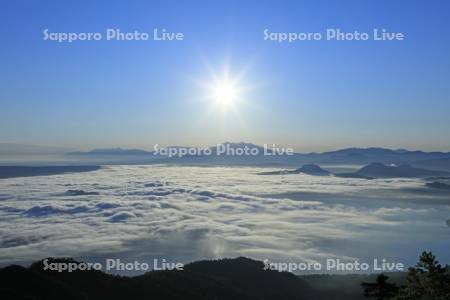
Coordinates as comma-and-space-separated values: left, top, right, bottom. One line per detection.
1, 0, 450, 152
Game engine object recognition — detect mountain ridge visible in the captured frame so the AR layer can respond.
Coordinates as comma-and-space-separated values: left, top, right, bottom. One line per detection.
6, 143, 449, 170
65, 144, 450, 157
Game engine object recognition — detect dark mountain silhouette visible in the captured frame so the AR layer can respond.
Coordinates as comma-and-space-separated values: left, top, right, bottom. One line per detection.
0, 257, 413, 300
296, 164, 331, 175
0, 257, 315, 300
258, 164, 330, 176
337, 163, 450, 179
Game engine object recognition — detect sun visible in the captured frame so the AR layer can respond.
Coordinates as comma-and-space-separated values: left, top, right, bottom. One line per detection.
191, 62, 254, 119
204, 73, 244, 113
212, 80, 238, 107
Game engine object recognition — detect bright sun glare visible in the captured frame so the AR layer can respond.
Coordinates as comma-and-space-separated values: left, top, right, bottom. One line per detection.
212, 81, 238, 107
195, 63, 251, 118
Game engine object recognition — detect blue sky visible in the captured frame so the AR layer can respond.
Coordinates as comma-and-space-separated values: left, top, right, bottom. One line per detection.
1, 0, 449, 152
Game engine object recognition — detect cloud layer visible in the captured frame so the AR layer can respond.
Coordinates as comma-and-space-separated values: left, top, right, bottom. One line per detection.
1, 165, 449, 272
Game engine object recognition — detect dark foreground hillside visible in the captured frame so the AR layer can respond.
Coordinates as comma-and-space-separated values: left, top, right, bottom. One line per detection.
0, 256, 419, 300
0, 257, 315, 300
0, 257, 397, 300
7, 251, 450, 300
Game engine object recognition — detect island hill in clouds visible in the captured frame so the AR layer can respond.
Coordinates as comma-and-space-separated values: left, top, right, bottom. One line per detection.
258, 164, 332, 176
65, 142, 450, 171
259, 163, 450, 179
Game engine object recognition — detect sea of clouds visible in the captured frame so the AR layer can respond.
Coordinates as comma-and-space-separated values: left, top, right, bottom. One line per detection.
0, 165, 449, 273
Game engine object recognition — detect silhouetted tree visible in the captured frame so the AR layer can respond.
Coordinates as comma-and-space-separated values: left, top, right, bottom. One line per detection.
395, 251, 450, 300
361, 273, 398, 300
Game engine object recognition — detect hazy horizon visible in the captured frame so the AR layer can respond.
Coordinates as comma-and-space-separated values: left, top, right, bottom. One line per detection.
1, 141, 450, 156
2, 1, 450, 153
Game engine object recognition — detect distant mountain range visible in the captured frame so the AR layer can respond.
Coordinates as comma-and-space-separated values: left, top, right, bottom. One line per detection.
64, 143, 450, 171
3, 143, 449, 170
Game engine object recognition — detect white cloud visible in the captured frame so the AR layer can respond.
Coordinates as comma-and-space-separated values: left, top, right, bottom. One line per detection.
0, 165, 449, 270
